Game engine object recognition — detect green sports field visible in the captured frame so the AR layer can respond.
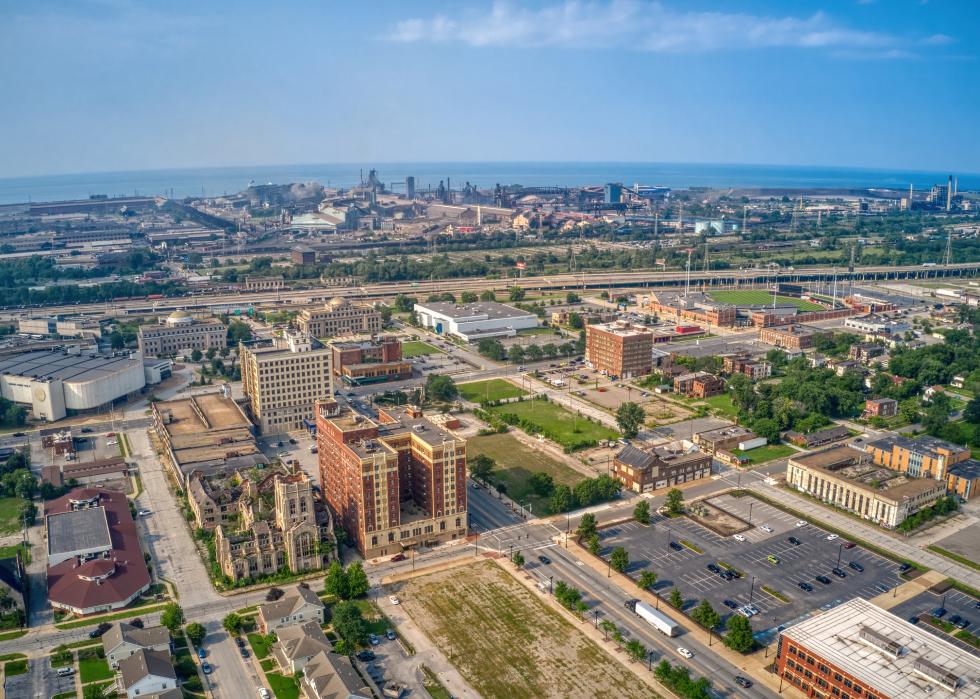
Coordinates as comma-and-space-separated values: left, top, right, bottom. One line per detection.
708, 290, 826, 311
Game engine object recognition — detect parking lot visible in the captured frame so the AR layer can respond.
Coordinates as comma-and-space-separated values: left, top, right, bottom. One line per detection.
356, 634, 423, 698
596, 494, 903, 642
891, 588, 980, 657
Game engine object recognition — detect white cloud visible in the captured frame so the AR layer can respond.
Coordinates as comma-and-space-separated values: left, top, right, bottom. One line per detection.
387, 1, 945, 57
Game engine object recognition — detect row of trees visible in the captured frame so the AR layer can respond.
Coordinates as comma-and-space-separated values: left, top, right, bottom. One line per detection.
476, 337, 579, 364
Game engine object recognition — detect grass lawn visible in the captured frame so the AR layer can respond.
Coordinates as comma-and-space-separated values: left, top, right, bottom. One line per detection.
516, 327, 559, 336
77, 650, 112, 683
52, 692, 76, 699
458, 378, 527, 403
708, 289, 826, 311
248, 632, 275, 660
732, 442, 798, 464
422, 665, 452, 699
401, 561, 649, 699
0, 498, 26, 535
4, 659, 27, 676
468, 433, 583, 514
487, 399, 618, 451
55, 602, 169, 629
0, 629, 26, 641
265, 672, 301, 699
0, 542, 30, 565
702, 392, 738, 419
401, 340, 443, 358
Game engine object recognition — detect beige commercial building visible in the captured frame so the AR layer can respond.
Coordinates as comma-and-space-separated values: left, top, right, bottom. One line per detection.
297, 297, 382, 338
786, 446, 946, 529
137, 310, 226, 357
240, 332, 334, 434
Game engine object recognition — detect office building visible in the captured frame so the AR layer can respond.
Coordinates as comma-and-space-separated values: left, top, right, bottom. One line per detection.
0, 349, 146, 422
45, 488, 152, 615
240, 332, 334, 434
864, 434, 980, 501
18, 315, 102, 339
330, 336, 411, 386
758, 324, 831, 351
317, 404, 467, 559
786, 446, 945, 528
137, 310, 226, 357
413, 301, 538, 342
214, 471, 336, 583
297, 297, 382, 338
844, 315, 910, 337
776, 598, 979, 699
152, 391, 264, 487
585, 321, 653, 378
612, 442, 711, 494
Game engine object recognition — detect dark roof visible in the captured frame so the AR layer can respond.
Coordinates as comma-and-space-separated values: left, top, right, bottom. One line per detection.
0, 555, 23, 595
45, 489, 151, 612
102, 622, 170, 654
615, 445, 656, 470
46, 507, 112, 558
118, 648, 176, 689
949, 459, 980, 481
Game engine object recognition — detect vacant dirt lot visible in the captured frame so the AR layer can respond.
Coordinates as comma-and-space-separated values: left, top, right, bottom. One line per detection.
398, 561, 650, 699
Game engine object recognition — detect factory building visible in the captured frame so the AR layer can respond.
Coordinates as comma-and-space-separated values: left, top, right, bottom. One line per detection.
0, 349, 146, 422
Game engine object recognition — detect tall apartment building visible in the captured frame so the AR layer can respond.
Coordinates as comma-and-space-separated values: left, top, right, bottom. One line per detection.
240, 332, 334, 434
330, 336, 411, 386
317, 403, 467, 559
297, 297, 382, 338
585, 321, 653, 378
137, 310, 226, 357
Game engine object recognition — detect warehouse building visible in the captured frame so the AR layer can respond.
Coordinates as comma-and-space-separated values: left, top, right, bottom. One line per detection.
776, 598, 979, 699
412, 301, 538, 342
0, 349, 146, 422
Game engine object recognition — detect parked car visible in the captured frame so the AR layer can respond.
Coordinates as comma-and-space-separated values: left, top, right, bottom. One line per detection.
138, 508, 151, 517
794, 520, 807, 528
788, 536, 801, 546
391, 554, 406, 562
197, 647, 206, 659
80, 427, 93, 433
389, 596, 401, 605
356, 650, 376, 661
848, 561, 864, 572
815, 575, 832, 585
933, 607, 947, 618
669, 541, 683, 551
842, 541, 856, 549
89, 622, 112, 638
258, 689, 271, 699
386, 629, 397, 641
759, 524, 773, 533
798, 582, 814, 592
949, 615, 962, 626
826, 533, 839, 541
369, 634, 380, 646
732, 534, 746, 542
624, 599, 638, 610
899, 563, 912, 573
202, 662, 212, 674
235, 637, 245, 648
956, 617, 970, 629
831, 568, 847, 578
707, 564, 720, 574
723, 599, 739, 610
240, 647, 249, 659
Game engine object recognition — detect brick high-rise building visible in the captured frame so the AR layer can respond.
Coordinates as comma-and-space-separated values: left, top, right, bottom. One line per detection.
585, 321, 653, 378
316, 404, 467, 559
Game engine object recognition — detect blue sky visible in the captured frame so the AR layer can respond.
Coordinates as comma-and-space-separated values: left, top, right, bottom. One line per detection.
1, 0, 977, 177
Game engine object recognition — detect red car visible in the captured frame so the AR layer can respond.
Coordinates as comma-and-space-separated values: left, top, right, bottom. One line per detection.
842, 542, 856, 549
391, 554, 406, 562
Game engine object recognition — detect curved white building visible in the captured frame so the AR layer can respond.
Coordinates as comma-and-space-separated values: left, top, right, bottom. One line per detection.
0, 349, 146, 421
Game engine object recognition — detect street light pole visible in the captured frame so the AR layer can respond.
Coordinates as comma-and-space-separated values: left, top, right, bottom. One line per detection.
836, 542, 843, 570
749, 575, 756, 603
593, 609, 600, 628
748, 502, 754, 524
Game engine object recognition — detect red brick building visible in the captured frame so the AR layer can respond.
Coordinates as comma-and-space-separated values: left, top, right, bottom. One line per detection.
585, 321, 654, 378
329, 336, 411, 386
863, 397, 897, 419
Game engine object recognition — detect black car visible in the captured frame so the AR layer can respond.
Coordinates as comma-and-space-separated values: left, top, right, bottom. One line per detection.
735, 676, 753, 689
815, 575, 832, 585
831, 567, 847, 578
848, 561, 864, 572
669, 541, 683, 551
956, 617, 970, 629
788, 536, 801, 546
537, 555, 551, 565
12, 432, 24, 437
89, 622, 112, 638
356, 650, 376, 661
909, 615, 920, 624
798, 582, 814, 592
720, 570, 735, 581
949, 614, 962, 626
80, 427, 93, 433
235, 637, 245, 648
239, 647, 249, 659
933, 607, 947, 618
707, 564, 720, 574
723, 599, 739, 610
624, 599, 638, 610
899, 563, 912, 573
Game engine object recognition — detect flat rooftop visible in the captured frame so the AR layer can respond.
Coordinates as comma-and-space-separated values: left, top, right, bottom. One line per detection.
156, 393, 252, 434
589, 321, 653, 337
415, 301, 534, 321
781, 598, 980, 699
763, 324, 825, 337
0, 349, 139, 383
696, 425, 755, 442
790, 445, 943, 501
47, 507, 111, 557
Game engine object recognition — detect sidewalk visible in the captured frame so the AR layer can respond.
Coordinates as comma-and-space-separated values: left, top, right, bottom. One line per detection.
747, 481, 980, 590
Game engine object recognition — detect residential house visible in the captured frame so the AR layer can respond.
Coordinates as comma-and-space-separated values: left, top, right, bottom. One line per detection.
273, 620, 332, 674
257, 586, 325, 634
103, 622, 171, 669
117, 648, 177, 699
300, 650, 372, 699
863, 398, 898, 420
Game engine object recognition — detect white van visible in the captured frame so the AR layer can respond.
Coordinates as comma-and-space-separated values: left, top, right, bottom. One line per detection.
57, 667, 74, 677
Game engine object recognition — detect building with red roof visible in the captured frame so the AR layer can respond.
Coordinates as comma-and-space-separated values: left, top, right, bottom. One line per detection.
45, 488, 151, 616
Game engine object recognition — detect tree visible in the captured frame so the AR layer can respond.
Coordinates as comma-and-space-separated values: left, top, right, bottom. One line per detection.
160, 603, 184, 633
265, 587, 284, 602
425, 374, 458, 403
184, 622, 206, 646
345, 561, 370, 598
460, 291, 478, 303
511, 551, 525, 568
226, 320, 252, 345
633, 499, 650, 525
616, 402, 645, 439
393, 295, 417, 313
637, 570, 657, 590
610, 546, 629, 573
669, 588, 683, 609
470, 454, 495, 482
587, 534, 601, 555
129, 617, 144, 629
566, 292, 581, 304
576, 512, 598, 539
665, 488, 684, 516
223, 613, 244, 636
509, 286, 526, 302
724, 614, 755, 652
692, 600, 720, 630
479, 290, 496, 302
109, 331, 125, 349
899, 398, 921, 425
525, 344, 543, 362
191, 349, 203, 363
331, 601, 367, 652
625, 638, 647, 662
508, 345, 525, 364
324, 560, 349, 600
964, 396, 980, 424
549, 484, 575, 514
83, 683, 111, 699
568, 312, 584, 330
528, 472, 554, 497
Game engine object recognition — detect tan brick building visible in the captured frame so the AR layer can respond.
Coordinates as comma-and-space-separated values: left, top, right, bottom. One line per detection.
317, 404, 467, 559
137, 310, 226, 357
585, 321, 653, 378
297, 297, 382, 338
758, 324, 831, 351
